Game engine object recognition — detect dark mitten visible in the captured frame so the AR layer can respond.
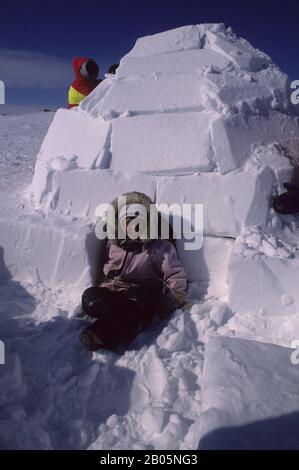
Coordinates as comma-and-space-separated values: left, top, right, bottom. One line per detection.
158, 286, 181, 319
273, 190, 299, 214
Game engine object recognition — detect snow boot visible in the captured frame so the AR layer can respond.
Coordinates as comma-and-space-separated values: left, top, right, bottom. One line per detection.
273, 182, 299, 214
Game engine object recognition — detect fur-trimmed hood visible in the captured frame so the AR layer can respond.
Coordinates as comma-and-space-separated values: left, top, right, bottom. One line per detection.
107, 191, 158, 245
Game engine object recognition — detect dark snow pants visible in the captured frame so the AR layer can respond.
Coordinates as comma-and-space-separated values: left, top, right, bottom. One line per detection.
81, 285, 162, 349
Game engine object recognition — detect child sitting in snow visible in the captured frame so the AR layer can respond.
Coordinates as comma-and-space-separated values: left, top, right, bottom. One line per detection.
79, 192, 187, 351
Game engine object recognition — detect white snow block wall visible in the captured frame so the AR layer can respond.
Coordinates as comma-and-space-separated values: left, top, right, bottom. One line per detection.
197, 336, 299, 449
26, 23, 298, 303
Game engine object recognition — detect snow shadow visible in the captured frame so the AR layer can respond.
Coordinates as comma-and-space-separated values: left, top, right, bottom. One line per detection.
123, 315, 172, 353
0, 245, 37, 341
0, 246, 136, 450
198, 411, 299, 450
85, 231, 107, 286
170, 212, 210, 297
289, 166, 299, 187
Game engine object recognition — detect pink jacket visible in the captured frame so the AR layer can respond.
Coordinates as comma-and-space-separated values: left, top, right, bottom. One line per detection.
100, 239, 187, 304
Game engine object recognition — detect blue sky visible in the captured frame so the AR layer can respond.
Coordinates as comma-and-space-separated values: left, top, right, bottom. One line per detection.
0, 0, 298, 108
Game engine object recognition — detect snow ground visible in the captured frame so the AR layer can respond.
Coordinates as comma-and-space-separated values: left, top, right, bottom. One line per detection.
0, 112, 54, 193
0, 274, 204, 450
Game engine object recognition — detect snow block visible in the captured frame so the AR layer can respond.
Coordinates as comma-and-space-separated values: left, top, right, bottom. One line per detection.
176, 237, 233, 298
253, 143, 294, 192
197, 336, 299, 449
31, 109, 112, 204
33, 108, 111, 170
202, 66, 289, 114
92, 74, 207, 117
48, 169, 156, 219
206, 31, 270, 71
125, 24, 229, 59
117, 49, 230, 78
78, 75, 116, 116
212, 111, 299, 174
156, 165, 273, 237
125, 25, 203, 58
228, 251, 299, 316
0, 212, 105, 298
110, 112, 215, 174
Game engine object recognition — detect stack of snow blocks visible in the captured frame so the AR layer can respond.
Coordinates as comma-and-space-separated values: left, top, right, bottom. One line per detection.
1, 24, 299, 448
29, 24, 299, 305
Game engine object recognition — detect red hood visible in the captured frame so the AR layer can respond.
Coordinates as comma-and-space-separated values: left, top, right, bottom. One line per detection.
69, 57, 101, 104
72, 57, 92, 79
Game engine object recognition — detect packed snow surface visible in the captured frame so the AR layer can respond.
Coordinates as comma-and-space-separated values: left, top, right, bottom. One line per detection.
1, 24, 299, 450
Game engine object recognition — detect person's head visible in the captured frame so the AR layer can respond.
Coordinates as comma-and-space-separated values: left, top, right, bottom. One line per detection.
122, 216, 136, 231
119, 204, 148, 241
108, 64, 119, 75
107, 192, 159, 247
80, 60, 99, 81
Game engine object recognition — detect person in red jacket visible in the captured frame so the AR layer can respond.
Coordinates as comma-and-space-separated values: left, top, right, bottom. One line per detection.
68, 57, 102, 109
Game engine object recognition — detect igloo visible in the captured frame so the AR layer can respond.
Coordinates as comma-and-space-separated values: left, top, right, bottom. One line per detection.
3, 23, 299, 313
